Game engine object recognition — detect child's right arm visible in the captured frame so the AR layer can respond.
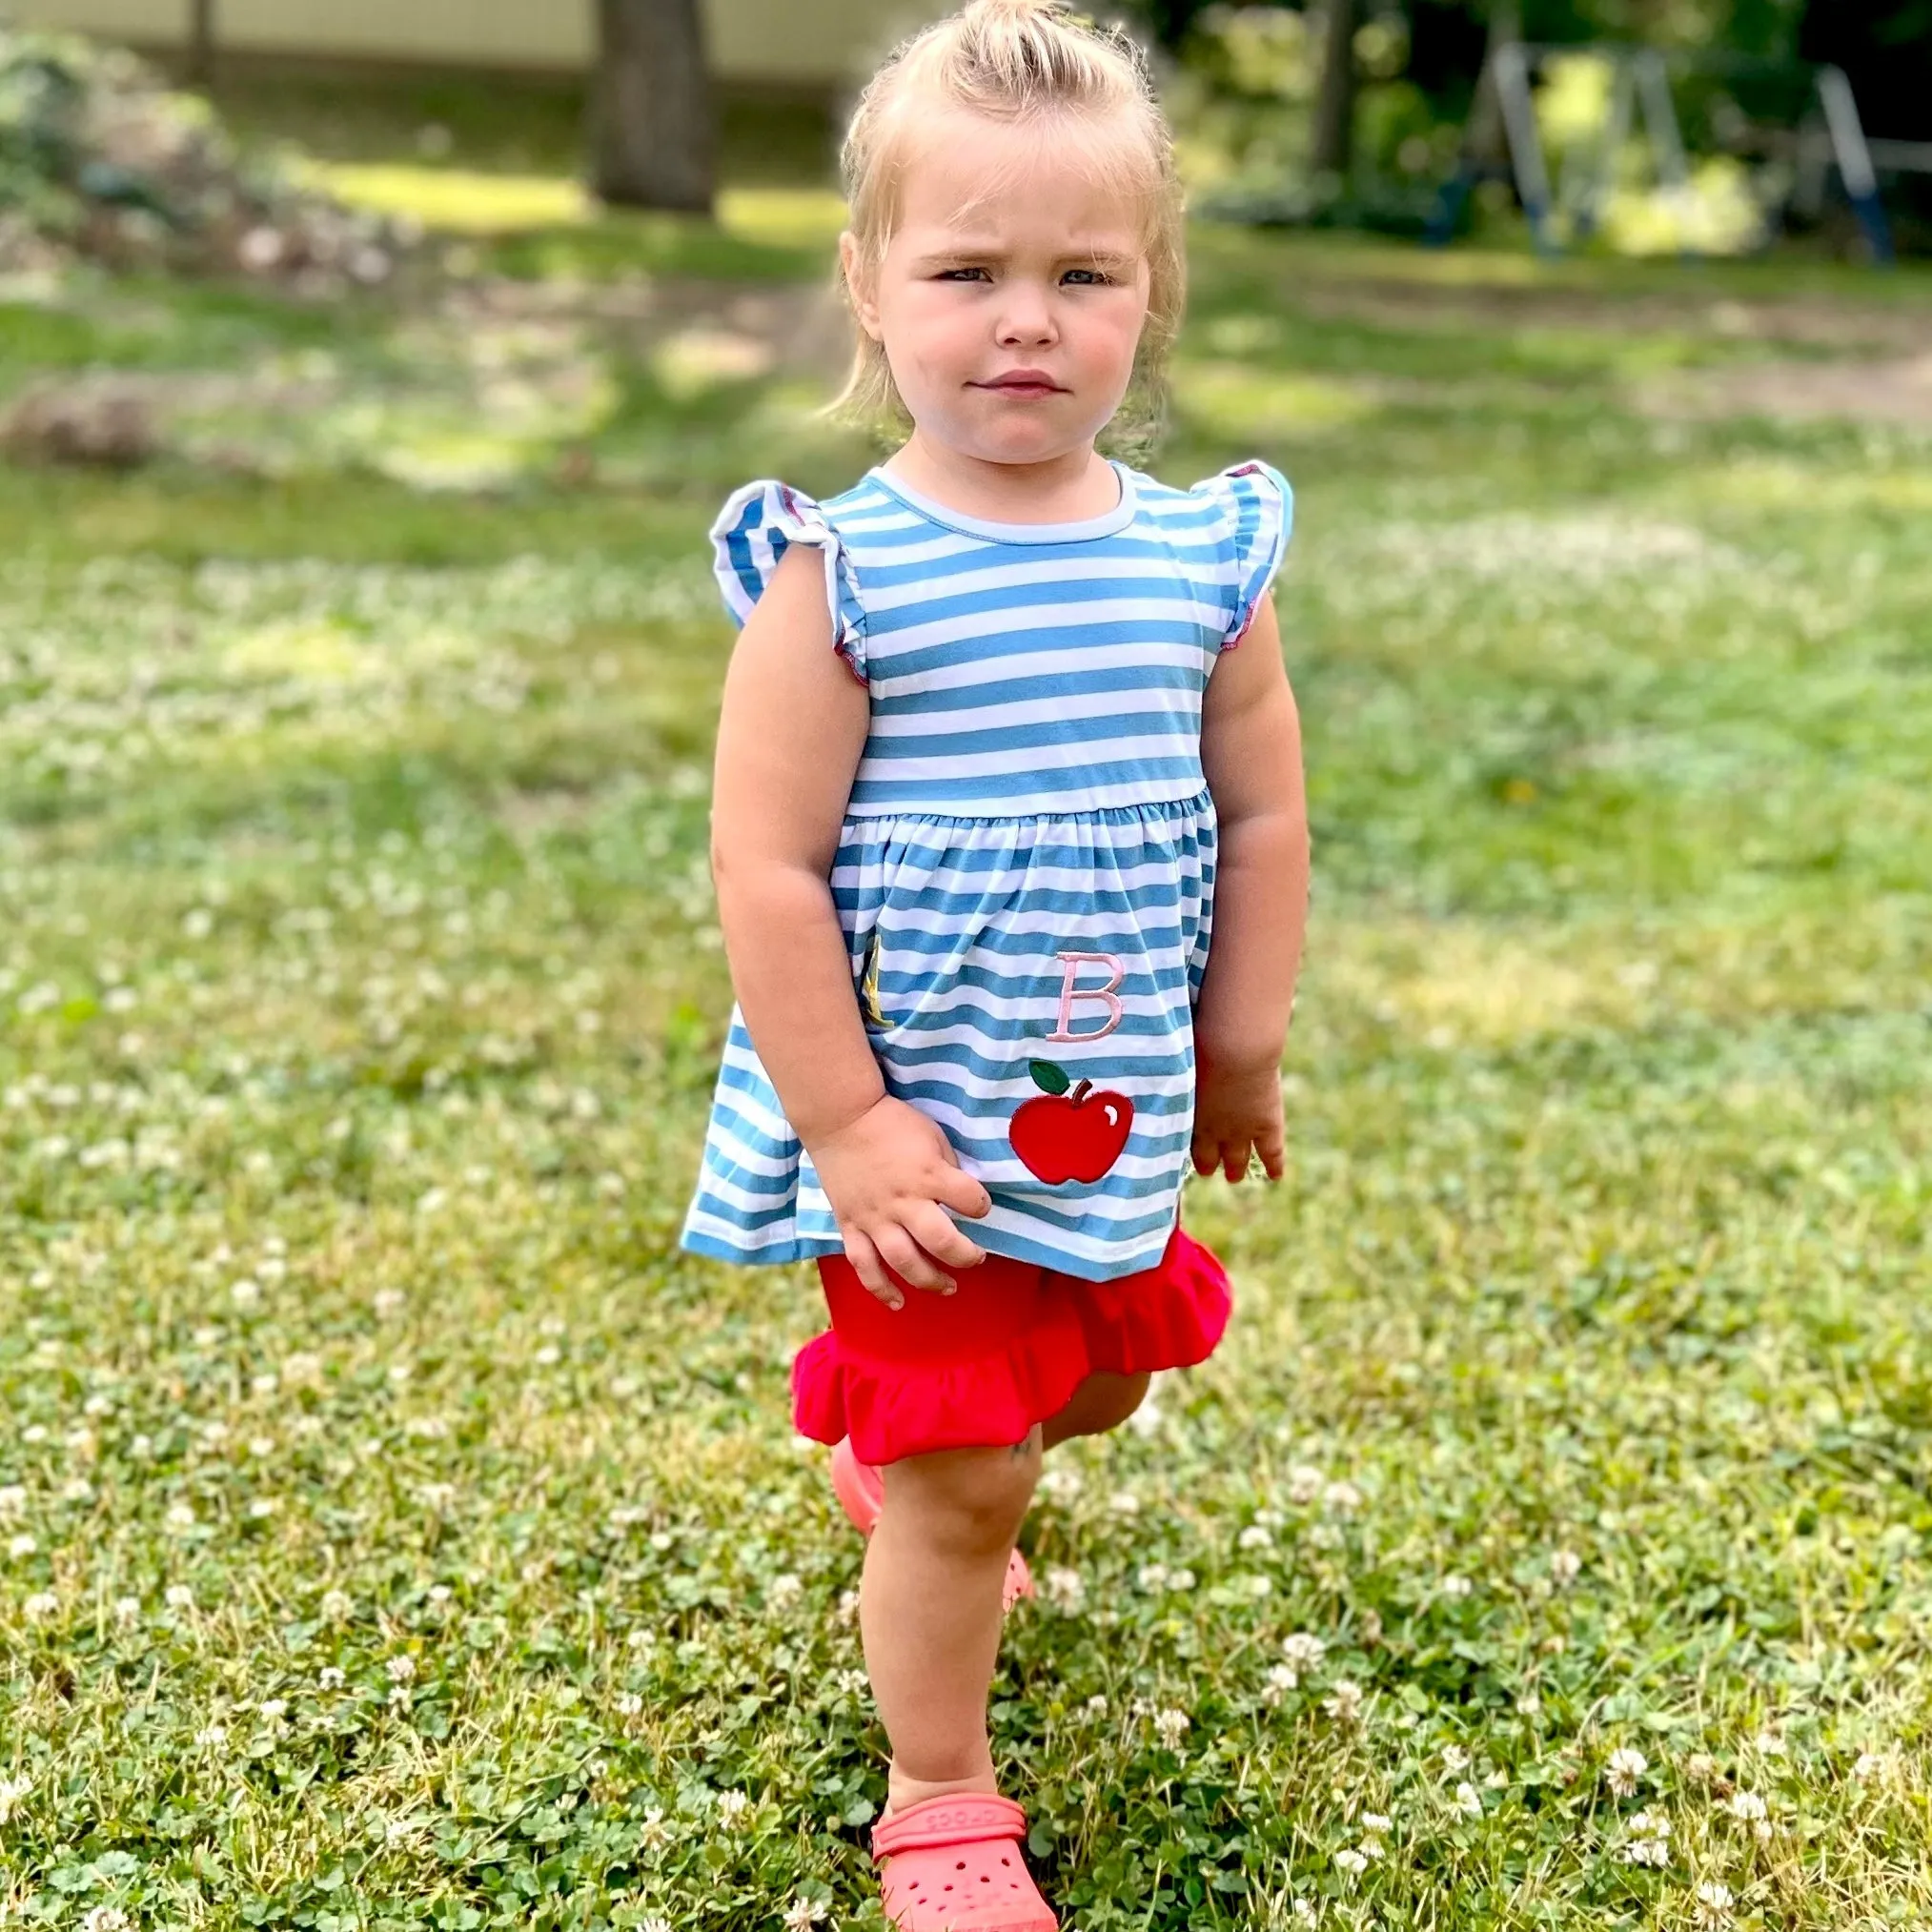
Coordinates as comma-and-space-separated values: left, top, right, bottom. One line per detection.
709, 542, 991, 1307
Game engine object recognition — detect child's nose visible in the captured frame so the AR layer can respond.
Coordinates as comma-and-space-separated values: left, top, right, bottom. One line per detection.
995, 284, 1059, 347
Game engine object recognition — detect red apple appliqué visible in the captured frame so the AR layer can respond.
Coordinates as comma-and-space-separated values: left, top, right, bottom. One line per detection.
1009, 1058, 1133, 1184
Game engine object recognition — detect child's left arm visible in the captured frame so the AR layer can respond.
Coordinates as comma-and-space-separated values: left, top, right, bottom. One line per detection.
1193, 592, 1310, 1182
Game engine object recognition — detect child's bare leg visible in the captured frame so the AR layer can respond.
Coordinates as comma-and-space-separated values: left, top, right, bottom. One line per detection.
1042, 1371, 1149, 1448
863, 1433, 1042, 1814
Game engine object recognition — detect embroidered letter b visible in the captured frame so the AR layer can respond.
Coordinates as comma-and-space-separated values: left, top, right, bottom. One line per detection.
1046, 951, 1126, 1042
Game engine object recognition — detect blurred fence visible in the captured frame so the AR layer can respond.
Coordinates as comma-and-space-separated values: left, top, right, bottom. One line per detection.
12, 0, 937, 87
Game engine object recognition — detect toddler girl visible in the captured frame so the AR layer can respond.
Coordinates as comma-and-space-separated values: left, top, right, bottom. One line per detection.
682, 1, 1308, 1922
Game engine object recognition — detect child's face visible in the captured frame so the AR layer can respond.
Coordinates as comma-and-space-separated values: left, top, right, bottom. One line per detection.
846, 112, 1152, 468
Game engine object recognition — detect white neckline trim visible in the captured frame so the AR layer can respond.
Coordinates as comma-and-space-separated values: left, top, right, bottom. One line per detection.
867, 461, 1136, 544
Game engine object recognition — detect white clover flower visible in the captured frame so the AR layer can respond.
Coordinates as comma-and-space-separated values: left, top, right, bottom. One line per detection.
1281, 1632, 1327, 1672
615, 1692, 643, 1718
24, 1590, 59, 1620
1332, 1847, 1368, 1877
782, 1900, 829, 1930
230, 1277, 261, 1308
1262, 1663, 1299, 1705
1683, 1752, 1718, 1783
1169, 1567, 1197, 1593
1322, 1479, 1364, 1516
1152, 1707, 1190, 1748
386, 1655, 417, 1683
248, 1497, 279, 1519
318, 1666, 345, 1690
1453, 1782, 1482, 1819
1629, 1810, 1669, 1840
1136, 1562, 1169, 1594
626, 1628, 656, 1653
165, 1585, 194, 1610
1438, 1574, 1473, 1600
1285, 1465, 1324, 1506
1291, 1900, 1317, 1924
833, 1588, 860, 1626
1359, 1812, 1390, 1834
258, 1698, 289, 1723
0, 1484, 25, 1517
1606, 1746, 1648, 1797
164, 1503, 195, 1534
1322, 1680, 1364, 1726
767, 1573, 803, 1607
387, 1686, 412, 1709
1694, 1881, 1735, 1925
637, 1918, 672, 1932
715, 1787, 751, 1827
0, 1775, 29, 1821
1084, 1694, 1108, 1715
82, 1908, 131, 1932
1107, 1489, 1141, 1517
195, 1723, 228, 1747
1549, 1548, 1582, 1587
1041, 1566, 1086, 1614
8, 1533, 36, 1559
1726, 1791, 1766, 1822
319, 1588, 354, 1621
833, 1668, 868, 1698
1853, 1750, 1885, 1780
1441, 1744, 1471, 1774
113, 1596, 140, 1623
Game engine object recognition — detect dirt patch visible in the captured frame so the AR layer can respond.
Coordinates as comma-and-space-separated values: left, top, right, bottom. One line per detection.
1637, 352, 1932, 426
1293, 278, 1931, 356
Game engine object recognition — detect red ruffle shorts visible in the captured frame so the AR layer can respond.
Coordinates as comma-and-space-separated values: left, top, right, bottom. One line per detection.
791, 1226, 1231, 1466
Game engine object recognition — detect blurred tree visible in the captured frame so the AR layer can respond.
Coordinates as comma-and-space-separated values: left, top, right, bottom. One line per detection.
589, 0, 715, 214
1309, 0, 1364, 173
188, 0, 214, 84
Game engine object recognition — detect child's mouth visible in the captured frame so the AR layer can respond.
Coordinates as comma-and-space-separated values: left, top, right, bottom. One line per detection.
975, 372, 1067, 398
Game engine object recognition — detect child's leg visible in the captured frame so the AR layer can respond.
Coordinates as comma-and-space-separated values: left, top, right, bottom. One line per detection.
1042, 1371, 1149, 1448
863, 1431, 1043, 1814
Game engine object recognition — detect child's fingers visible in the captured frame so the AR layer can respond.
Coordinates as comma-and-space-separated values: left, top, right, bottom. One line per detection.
930, 1162, 992, 1221
843, 1227, 904, 1311
1256, 1123, 1286, 1181
905, 1200, 986, 1271
1220, 1139, 1250, 1185
873, 1222, 958, 1296
1190, 1132, 1222, 1178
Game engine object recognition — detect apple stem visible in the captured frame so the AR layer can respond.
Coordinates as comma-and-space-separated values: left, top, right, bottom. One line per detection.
1069, 1079, 1092, 1105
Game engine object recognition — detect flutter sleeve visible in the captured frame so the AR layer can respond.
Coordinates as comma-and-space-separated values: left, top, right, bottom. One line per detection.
1189, 459, 1294, 648
708, 478, 868, 684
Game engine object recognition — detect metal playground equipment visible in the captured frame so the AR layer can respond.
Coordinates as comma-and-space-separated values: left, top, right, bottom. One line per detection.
1426, 44, 1913, 266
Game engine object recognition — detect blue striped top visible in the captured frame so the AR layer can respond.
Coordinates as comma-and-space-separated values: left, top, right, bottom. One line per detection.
684, 458, 1292, 1281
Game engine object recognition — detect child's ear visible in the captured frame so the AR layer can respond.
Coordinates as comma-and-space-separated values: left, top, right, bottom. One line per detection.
839, 231, 885, 342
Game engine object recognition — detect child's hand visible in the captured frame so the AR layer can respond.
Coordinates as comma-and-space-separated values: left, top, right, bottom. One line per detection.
1190, 1056, 1286, 1184
809, 1095, 991, 1308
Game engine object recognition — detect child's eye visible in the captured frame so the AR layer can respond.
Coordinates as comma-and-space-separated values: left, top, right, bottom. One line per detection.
1063, 268, 1113, 286
937, 266, 990, 282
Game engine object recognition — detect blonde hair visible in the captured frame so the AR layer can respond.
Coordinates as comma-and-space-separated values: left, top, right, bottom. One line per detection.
833, 0, 1185, 454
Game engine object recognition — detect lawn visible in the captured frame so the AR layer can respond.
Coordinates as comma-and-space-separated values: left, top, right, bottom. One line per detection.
1, 97, 1930, 1931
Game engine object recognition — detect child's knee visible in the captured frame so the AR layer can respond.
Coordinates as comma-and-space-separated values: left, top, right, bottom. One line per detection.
885, 1434, 1040, 1554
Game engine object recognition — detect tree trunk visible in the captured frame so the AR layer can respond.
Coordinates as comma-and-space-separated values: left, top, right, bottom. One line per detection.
1309, 0, 1363, 180
187, 0, 215, 85
590, 0, 716, 214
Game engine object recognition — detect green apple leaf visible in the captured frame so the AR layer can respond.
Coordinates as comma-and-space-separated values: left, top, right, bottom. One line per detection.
1028, 1058, 1070, 1095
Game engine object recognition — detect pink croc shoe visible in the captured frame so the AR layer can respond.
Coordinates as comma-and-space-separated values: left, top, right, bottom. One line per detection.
873, 1794, 1056, 1931
831, 1437, 1035, 1611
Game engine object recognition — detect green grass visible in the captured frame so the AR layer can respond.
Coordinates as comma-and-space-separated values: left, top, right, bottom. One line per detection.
2, 153, 1930, 1932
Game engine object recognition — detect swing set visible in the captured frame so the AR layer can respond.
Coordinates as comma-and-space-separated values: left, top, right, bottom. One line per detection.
1426, 43, 1923, 266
